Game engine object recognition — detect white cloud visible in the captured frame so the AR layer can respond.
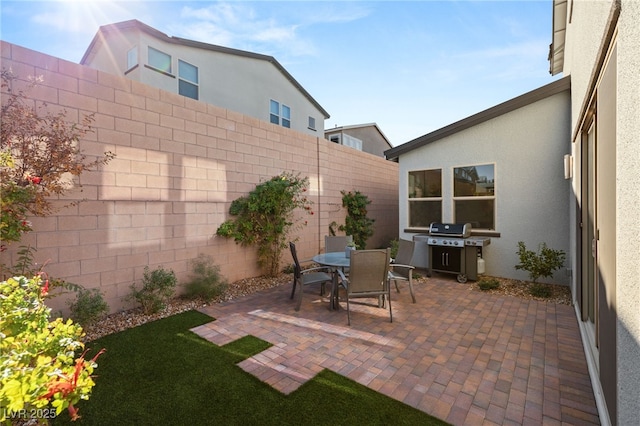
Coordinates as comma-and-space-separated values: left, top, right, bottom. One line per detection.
169, 1, 370, 58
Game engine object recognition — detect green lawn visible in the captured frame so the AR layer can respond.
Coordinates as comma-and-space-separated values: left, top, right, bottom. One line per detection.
53, 310, 448, 426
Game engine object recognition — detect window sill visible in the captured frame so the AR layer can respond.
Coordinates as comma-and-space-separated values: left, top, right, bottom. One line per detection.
124, 64, 139, 75
144, 64, 175, 78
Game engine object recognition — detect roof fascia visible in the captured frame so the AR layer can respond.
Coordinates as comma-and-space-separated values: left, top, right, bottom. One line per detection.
549, 0, 568, 76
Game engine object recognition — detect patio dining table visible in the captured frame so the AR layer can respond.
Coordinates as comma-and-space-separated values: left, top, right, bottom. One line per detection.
312, 252, 350, 310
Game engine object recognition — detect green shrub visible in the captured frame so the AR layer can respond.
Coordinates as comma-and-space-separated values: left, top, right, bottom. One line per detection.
515, 241, 566, 283
125, 266, 177, 314
183, 254, 228, 302
216, 172, 313, 277
529, 283, 552, 298
337, 190, 375, 249
388, 239, 399, 259
0, 276, 104, 422
68, 288, 109, 326
282, 263, 294, 274
478, 277, 500, 291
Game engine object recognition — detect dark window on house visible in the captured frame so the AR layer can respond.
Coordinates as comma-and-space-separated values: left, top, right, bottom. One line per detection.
148, 47, 171, 73
453, 164, 495, 229
408, 169, 442, 227
308, 116, 316, 130
178, 60, 198, 100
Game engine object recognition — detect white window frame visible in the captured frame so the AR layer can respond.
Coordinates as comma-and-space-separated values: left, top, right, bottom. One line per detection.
408, 168, 442, 228
269, 100, 291, 128
452, 163, 496, 230
178, 59, 199, 100
127, 46, 138, 71
148, 46, 172, 74
282, 105, 291, 128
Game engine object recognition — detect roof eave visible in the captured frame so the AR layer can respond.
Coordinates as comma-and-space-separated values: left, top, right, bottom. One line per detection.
549, 0, 568, 76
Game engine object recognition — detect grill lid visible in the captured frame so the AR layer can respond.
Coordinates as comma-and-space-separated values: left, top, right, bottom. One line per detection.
429, 222, 472, 238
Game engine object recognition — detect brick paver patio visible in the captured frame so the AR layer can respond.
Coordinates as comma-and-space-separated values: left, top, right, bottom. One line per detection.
192, 275, 600, 425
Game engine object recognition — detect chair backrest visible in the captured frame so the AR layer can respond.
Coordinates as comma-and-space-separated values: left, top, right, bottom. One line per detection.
347, 248, 391, 294
289, 242, 301, 279
325, 235, 353, 253
395, 239, 415, 265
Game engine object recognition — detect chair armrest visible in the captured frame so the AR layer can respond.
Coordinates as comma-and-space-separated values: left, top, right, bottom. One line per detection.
389, 264, 415, 270
301, 266, 331, 274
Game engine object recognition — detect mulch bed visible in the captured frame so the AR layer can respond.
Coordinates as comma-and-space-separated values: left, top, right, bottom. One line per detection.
82, 273, 571, 342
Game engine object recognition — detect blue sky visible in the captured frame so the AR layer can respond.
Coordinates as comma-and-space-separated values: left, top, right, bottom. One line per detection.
0, 1, 561, 146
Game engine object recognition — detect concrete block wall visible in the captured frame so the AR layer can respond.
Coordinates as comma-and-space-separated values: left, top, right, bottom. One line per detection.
0, 42, 399, 314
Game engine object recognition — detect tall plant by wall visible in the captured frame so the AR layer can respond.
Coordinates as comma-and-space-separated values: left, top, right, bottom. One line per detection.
338, 190, 375, 249
216, 172, 313, 276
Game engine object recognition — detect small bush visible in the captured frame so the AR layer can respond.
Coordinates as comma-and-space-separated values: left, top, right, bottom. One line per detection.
282, 263, 294, 275
478, 278, 500, 291
515, 241, 566, 283
183, 254, 228, 302
68, 288, 109, 326
529, 283, 552, 298
388, 239, 399, 259
126, 266, 177, 314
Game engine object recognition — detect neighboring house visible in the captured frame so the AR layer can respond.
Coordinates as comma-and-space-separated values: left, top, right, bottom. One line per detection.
387, 1, 640, 425
384, 77, 572, 284
324, 123, 393, 158
80, 20, 329, 137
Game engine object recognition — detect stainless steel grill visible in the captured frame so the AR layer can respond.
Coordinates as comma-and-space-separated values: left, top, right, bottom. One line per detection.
426, 222, 490, 282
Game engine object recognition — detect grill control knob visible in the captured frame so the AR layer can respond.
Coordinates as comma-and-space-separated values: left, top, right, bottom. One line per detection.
453, 241, 459, 246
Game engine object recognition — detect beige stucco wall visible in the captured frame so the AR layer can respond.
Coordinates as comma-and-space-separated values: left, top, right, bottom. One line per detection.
0, 41, 398, 314
563, 1, 640, 424
616, 2, 640, 423
398, 90, 571, 284
563, 0, 640, 425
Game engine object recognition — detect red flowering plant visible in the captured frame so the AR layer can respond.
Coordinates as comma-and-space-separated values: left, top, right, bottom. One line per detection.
0, 70, 114, 253
216, 172, 313, 276
0, 275, 105, 423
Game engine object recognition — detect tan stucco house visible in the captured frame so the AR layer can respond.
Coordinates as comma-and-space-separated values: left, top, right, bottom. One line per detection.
324, 123, 393, 158
386, 1, 640, 424
80, 19, 330, 137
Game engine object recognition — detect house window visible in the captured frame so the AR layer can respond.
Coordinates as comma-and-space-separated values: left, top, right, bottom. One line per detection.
282, 105, 291, 128
453, 164, 495, 229
269, 100, 291, 128
270, 100, 280, 124
148, 47, 171, 73
178, 60, 198, 100
127, 47, 137, 71
308, 116, 316, 130
408, 169, 442, 227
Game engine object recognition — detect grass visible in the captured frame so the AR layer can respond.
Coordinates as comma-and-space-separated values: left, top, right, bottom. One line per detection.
53, 310, 448, 426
